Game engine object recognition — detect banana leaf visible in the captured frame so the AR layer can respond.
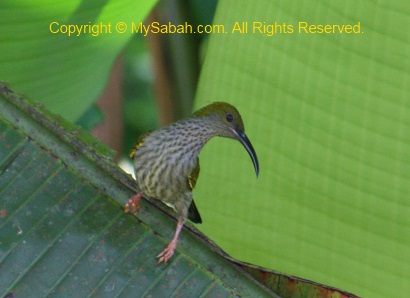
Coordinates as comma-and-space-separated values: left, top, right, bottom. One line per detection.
0, 0, 156, 122
194, 1, 409, 297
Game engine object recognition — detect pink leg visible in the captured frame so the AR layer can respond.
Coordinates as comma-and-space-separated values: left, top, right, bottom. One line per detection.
156, 218, 184, 264
124, 191, 144, 214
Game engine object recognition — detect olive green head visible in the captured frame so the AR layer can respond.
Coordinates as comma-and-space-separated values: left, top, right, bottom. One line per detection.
194, 102, 259, 177
194, 102, 244, 133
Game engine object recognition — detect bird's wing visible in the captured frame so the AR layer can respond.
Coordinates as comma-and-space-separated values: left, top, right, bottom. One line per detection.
187, 159, 202, 224
188, 158, 200, 189
129, 131, 152, 158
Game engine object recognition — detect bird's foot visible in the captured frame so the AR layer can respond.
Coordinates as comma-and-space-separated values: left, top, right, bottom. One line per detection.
156, 240, 177, 264
124, 191, 144, 214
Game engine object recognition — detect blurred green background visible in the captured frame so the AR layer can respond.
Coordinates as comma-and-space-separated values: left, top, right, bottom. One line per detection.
1, 0, 409, 297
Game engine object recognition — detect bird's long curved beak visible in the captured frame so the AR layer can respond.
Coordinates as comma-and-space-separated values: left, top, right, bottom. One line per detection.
232, 130, 259, 177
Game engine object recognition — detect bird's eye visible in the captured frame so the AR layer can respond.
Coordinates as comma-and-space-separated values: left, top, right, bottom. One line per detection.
226, 113, 233, 122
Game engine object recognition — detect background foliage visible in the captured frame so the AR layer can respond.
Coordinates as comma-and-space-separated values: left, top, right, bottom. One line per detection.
0, 0, 156, 122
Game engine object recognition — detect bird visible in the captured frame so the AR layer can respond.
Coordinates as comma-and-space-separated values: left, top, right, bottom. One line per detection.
125, 102, 259, 264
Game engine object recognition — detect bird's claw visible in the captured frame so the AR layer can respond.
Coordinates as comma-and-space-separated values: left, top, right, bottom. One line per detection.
124, 192, 143, 214
156, 240, 177, 264
124, 199, 140, 214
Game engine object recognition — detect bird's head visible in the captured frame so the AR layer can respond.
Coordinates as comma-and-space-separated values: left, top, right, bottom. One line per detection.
194, 102, 259, 177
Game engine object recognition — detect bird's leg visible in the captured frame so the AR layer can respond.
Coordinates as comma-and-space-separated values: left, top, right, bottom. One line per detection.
124, 191, 144, 214
156, 218, 184, 264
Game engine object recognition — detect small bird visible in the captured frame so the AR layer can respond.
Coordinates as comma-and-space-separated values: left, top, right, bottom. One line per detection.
125, 102, 259, 264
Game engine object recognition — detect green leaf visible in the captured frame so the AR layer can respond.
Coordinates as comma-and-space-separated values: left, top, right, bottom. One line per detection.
0, 83, 281, 297
194, 1, 409, 297
0, 0, 156, 122
76, 103, 104, 129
